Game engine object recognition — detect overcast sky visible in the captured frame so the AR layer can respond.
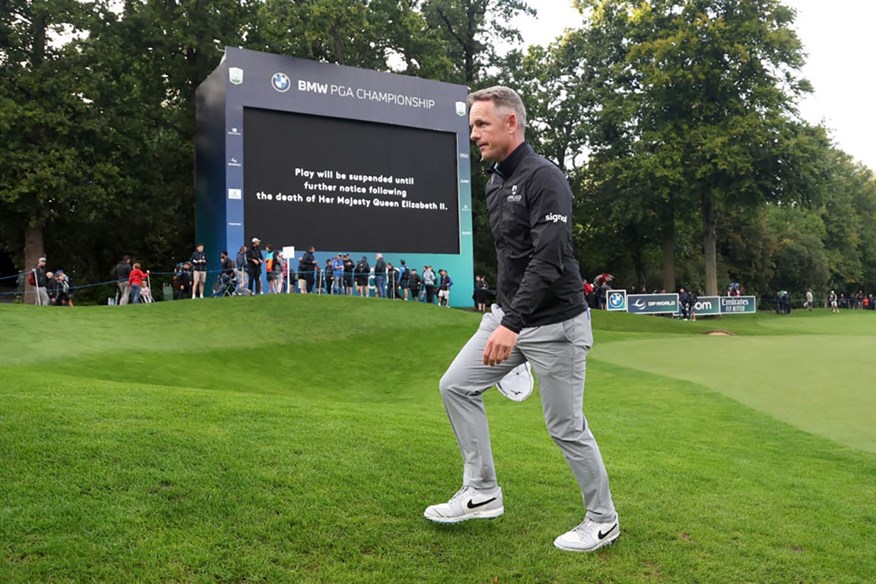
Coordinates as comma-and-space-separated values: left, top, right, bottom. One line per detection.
514, 1, 875, 171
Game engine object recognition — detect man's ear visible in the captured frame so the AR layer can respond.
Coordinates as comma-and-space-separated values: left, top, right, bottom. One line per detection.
505, 112, 519, 134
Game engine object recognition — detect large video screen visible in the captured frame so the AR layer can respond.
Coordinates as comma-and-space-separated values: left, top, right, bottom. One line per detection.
243, 108, 460, 253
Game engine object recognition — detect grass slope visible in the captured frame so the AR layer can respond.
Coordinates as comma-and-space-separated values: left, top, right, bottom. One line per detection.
1, 298, 875, 583
592, 310, 876, 453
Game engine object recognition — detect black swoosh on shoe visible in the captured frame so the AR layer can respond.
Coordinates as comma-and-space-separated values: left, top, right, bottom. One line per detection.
597, 524, 618, 540
466, 497, 497, 509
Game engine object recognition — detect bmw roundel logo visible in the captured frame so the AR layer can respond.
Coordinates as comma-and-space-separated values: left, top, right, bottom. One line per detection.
271, 72, 290, 92
609, 293, 624, 308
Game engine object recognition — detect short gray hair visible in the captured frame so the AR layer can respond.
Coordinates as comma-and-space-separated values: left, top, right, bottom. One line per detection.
467, 86, 526, 132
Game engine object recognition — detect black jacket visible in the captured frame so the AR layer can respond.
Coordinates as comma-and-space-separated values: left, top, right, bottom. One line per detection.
191, 251, 207, 272
486, 142, 586, 333
115, 262, 132, 282
34, 266, 48, 288
300, 251, 316, 277
246, 246, 263, 273
221, 256, 235, 276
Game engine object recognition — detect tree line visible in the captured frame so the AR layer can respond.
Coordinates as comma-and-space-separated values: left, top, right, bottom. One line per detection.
2, 0, 874, 302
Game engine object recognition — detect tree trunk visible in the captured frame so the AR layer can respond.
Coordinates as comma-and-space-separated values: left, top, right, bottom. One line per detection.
631, 246, 645, 291
702, 191, 718, 296
661, 204, 675, 293
463, 1, 481, 83
24, 225, 45, 305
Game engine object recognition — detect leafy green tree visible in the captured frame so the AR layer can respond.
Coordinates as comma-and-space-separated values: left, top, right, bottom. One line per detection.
0, 0, 255, 297
850, 171, 876, 291
1, 0, 485, 296
819, 150, 876, 293
80, 0, 251, 298
766, 204, 829, 295
420, 0, 533, 84
0, 0, 120, 300
251, 0, 421, 73
498, 28, 600, 175
715, 207, 775, 295
577, 0, 827, 295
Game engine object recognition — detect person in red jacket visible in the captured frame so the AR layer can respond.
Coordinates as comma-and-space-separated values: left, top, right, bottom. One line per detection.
128, 263, 148, 304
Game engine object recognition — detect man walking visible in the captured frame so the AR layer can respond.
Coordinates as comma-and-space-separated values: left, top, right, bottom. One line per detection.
424, 86, 619, 553
31, 257, 49, 305
114, 255, 132, 305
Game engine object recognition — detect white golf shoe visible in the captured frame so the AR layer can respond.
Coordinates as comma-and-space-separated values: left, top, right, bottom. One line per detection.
553, 517, 620, 552
423, 486, 504, 524
496, 361, 534, 402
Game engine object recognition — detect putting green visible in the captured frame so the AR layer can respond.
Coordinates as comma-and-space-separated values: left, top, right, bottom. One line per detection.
591, 312, 876, 453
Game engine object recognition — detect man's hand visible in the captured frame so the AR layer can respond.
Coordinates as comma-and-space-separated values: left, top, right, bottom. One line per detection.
483, 325, 519, 366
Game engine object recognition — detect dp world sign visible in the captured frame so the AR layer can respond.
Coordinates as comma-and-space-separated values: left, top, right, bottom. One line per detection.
627, 293, 679, 315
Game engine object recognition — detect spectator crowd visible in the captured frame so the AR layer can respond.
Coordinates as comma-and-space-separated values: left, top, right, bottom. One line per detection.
25, 256, 76, 307
106, 240, 463, 307
20, 243, 876, 314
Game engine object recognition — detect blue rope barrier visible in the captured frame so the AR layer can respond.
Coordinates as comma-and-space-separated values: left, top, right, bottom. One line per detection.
68, 279, 123, 291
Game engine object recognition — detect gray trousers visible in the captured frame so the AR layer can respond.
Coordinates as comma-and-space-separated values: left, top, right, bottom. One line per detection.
439, 305, 616, 523
117, 282, 130, 306
34, 287, 49, 306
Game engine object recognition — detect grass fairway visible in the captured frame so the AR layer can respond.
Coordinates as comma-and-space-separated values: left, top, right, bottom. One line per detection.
592, 310, 876, 453
1, 298, 875, 583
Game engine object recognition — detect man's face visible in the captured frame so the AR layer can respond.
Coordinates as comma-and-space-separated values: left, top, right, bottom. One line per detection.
469, 99, 517, 163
